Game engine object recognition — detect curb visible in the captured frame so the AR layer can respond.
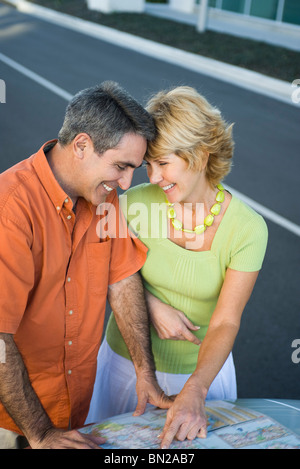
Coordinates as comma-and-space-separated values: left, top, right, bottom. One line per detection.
4, 0, 297, 106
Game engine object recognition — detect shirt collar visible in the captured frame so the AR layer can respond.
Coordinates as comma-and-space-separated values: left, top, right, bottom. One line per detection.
32, 140, 72, 214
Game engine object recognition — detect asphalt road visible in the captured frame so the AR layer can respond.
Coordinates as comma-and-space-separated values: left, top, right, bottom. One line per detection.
0, 3, 299, 400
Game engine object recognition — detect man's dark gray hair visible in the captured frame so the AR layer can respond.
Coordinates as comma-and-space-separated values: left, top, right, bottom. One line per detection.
58, 81, 156, 153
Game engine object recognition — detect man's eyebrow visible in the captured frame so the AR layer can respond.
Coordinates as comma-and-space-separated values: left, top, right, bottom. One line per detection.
118, 161, 143, 169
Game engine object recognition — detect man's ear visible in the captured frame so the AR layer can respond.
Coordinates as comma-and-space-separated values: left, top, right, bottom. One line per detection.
73, 133, 93, 160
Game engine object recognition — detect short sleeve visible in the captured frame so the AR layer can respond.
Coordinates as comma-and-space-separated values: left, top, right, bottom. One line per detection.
0, 216, 35, 333
106, 192, 148, 286
229, 214, 268, 272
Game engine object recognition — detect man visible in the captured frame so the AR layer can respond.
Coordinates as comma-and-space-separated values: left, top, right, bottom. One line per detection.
0, 82, 171, 449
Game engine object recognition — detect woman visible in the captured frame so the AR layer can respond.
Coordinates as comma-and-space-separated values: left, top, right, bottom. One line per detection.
87, 86, 268, 447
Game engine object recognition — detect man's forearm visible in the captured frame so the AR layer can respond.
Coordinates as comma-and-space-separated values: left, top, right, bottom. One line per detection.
0, 333, 53, 444
108, 273, 174, 414
108, 272, 155, 376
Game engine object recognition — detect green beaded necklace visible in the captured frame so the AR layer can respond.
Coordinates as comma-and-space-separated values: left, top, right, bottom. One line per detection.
166, 183, 225, 235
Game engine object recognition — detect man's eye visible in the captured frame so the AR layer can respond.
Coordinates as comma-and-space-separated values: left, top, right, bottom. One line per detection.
117, 165, 126, 171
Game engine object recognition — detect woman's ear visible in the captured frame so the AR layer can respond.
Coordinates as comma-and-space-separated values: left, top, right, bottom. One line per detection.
201, 151, 210, 170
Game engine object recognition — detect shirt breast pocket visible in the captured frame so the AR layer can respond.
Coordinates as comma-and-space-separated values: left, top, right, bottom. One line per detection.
86, 239, 112, 294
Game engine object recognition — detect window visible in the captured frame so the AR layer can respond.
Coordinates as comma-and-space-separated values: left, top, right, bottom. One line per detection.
282, 0, 300, 25
194, 0, 300, 25
250, 0, 279, 20
222, 0, 246, 13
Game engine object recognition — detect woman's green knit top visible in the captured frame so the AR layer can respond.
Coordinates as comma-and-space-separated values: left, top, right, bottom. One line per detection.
106, 183, 268, 374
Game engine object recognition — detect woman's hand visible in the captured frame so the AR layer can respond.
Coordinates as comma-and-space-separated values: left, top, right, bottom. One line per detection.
145, 291, 201, 345
158, 377, 208, 449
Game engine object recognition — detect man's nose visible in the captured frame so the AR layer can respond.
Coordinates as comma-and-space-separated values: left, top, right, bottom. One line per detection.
118, 170, 134, 191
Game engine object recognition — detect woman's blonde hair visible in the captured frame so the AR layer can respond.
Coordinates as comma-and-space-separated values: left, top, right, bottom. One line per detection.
145, 86, 234, 187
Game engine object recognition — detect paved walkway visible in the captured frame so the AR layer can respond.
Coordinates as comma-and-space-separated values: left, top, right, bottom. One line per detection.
145, 3, 300, 51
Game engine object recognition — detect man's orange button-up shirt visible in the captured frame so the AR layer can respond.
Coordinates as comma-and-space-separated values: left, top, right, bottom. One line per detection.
0, 141, 148, 434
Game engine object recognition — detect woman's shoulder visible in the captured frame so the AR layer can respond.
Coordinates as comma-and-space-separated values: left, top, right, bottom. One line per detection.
223, 194, 268, 271
229, 194, 268, 239
122, 183, 165, 205
120, 184, 167, 238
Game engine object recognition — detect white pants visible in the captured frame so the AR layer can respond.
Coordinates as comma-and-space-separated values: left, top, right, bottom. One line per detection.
86, 338, 237, 424
0, 429, 20, 449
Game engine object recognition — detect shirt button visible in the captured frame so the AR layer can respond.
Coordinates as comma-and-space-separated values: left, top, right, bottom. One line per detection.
69, 310, 73, 315
56, 206, 60, 211
68, 370, 72, 375
67, 277, 71, 282
65, 198, 69, 204
68, 341, 73, 346
67, 215, 72, 220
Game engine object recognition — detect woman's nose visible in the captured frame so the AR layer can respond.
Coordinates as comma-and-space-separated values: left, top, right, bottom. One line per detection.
147, 165, 163, 185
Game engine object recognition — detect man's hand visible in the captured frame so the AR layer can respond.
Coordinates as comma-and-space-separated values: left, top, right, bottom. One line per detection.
133, 373, 176, 417
30, 428, 106, 449
158, 379, 207, 449
0, 334, 106, 450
